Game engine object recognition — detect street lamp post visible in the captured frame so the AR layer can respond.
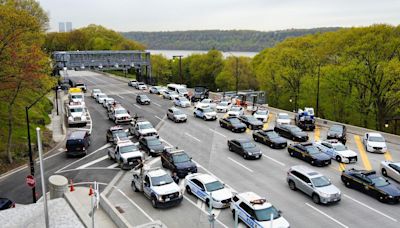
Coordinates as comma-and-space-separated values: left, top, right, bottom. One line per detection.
173, 55, 183, 84
25, 87, 54, 203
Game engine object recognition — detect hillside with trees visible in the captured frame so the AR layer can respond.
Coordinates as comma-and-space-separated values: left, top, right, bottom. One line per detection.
122, 28, 339, 52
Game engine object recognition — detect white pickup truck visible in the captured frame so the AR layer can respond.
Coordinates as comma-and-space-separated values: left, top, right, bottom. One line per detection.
131, 167, 183, 208
66, 102, 88, 126
129, 119, 159, 138
108, 107, 133, 124
107, 140, 144, 170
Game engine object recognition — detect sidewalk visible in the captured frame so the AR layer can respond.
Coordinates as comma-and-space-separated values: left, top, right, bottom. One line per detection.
65, 187, 116, 228
46, 92, 67, 143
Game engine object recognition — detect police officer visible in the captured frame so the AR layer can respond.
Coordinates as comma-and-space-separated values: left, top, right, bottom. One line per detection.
172, 172, 179, 184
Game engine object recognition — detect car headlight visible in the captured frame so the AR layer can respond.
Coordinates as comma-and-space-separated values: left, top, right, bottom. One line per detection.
318, 192, 330, 198
388, 195, 393, 198
68, 117, 73, 120
150, 149, 155, 153
157, 195, 163, 201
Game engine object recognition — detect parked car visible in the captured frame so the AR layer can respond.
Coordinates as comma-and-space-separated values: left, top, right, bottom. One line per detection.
149, 86, 162, 94
287, 142, 331, 166
315, 140, 358, 163
106, 125, 129, 144
108, 107, 133, 124
219, 117, 247, 132
75, 82, 87, 92
253, 129, 287, 149
380, 161, 400, 182
136, 82, 147, 90
274, 124, 308, 142
362, 132, 387, 153
194, 107, 217, 120
139, 136, 165, 157
96, 93, 108, 104
196, 98, 217, 109
287, 165, 341, 204
327, 124, 347, 144
253, 109, 269, 123
136, 94, 151, 105
102, 97, 115, 108
228, 138, 262, 159
341, 168, 400, 203
130, 120, 159, 138
66, 131, 91, 157
174, 96, 191, 108
239, 115, 263, 130
128, 80, 137, 87
161, 148, 197, 178
108, 140, 144, 170
216, 101, 231, 113
167, 107, 187, 123
276, 113, 291, 125
91, 89, 102, 98
227, 105, 245, 117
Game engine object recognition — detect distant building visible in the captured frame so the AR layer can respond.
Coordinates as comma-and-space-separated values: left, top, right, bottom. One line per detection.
58, 22, 65, 32
66, 22, 72, 32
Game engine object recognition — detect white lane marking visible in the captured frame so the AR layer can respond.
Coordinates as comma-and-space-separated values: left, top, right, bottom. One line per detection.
155, 115, 163, 121
134, 104, 142, 109
153, 102, 161, 107
343, 194, 398, 222
208, 128, 227, 138
57, 167, 120, 174
305, 203, 349, 228
55, 143, 111, 173
116, 94, 124, 99
77, 155, 108, 169
160, 138, 173, 147
107, 163, 119, 168
43, 149, 65, 161
228, 157, 254, 173
183, 195, 229, 228
262, 155, 285, 166
185, 132, 201, 142
114, 188, 155, 222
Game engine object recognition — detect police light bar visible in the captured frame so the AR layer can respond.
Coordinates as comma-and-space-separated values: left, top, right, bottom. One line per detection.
250, 198, 267, 204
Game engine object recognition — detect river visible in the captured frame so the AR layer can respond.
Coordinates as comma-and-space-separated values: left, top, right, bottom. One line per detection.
147, 49, 259, 59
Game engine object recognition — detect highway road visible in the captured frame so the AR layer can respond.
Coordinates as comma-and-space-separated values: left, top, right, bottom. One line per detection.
1, 70, 399, 228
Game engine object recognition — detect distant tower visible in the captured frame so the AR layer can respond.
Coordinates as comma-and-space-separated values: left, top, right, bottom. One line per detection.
58, 22, 65, 32
66, 22, 72, 32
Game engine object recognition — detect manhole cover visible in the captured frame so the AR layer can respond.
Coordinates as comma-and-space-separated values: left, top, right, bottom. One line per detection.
115, 206, 125, 213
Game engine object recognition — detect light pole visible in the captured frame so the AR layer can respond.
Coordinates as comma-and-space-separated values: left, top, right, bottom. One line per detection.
173, 55, 183, 84
289, 98, 294, 112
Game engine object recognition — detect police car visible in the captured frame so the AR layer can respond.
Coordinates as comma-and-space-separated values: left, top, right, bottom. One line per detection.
231, 192, 290, 228
184, 173, 233, 208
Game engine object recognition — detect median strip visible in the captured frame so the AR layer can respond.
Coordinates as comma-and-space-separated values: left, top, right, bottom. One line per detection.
314, 126, 320, 141
354, 135, 372, 170
338, 163, 346, 172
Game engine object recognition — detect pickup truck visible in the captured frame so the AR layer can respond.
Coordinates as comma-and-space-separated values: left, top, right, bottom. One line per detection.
107, 140, 144, 170
129, 119, 159, 138
131, 167, 183, 208
108, 107, 133, 124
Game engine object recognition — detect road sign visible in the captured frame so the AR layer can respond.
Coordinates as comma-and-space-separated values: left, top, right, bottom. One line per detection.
26, 175, 35, 188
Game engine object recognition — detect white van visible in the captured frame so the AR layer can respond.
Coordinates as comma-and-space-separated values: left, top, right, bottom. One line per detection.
167, 84, 189, 98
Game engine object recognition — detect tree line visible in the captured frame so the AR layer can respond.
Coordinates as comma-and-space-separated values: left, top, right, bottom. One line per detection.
150, 25, 400, 133
122, 28, 339, 52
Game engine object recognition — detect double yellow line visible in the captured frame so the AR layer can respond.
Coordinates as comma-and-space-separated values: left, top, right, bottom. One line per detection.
354, 135, 372, 170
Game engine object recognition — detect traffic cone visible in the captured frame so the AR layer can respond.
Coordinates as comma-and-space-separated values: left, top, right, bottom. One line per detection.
89, 185, 93, 196
69, 179, 75, 192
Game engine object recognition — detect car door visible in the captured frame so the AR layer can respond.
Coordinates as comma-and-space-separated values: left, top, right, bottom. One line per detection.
388, 164, 400, 182
167, 109, 173, 119
351, 174, 366, 191
321, 143, 333, 157
143, 175, 152, 198
363, 133, 368, 145
293, 145, 303, 158
191, 179, 207, 201
230, 140, 240, 153
239, 202, 256, 227
282, 126, 291, 138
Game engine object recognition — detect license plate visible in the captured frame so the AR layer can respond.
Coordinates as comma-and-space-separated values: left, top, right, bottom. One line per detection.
76, 148, 81, 150
129, 162, 133, 165
165, 198, 170, 202
325, 161, 329, 164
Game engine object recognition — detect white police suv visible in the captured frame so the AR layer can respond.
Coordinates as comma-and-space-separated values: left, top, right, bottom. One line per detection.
231, 192, 290, 228
185, 173, 233, 208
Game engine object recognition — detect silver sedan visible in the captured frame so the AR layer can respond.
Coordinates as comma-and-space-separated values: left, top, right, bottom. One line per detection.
380, 161, 400, 182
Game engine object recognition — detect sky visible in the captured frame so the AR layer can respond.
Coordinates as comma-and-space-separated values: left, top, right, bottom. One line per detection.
39, 0, 400, 32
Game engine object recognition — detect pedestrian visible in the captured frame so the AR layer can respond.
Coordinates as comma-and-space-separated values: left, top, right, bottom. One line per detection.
172, 172, 179, 184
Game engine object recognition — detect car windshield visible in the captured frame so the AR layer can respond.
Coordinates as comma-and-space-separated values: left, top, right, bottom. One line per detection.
311, 176, 331, 187
151, 174, 173, 186
115, 109, 128, 115
305, 145, 320, 154
289, 126, 302, 133
333, 144, 347, 151
205, 180, 224, 192
369, 136, 385, 142
229, 118, 241, 124
330, 125, 343, 133
113, 131, 127, 138
178, 88, 187, 93
256, 110, 268, 115
71, 95, 82, 99
231, 106, 241, 111
172, 153, 190, 163
254, 206, 280, 221
174, 110, 183, 115
139, 123, 153, 129
203, 108, 213, 113
371, 176, 390, 187
170, 91, 178, 95
140, 95, 149, 99
120, 145, 138, 153
195, 87, 205, 92
278, 114, 289, 119
93, 89, 101, 93
179, 97, 189, 102
245, 116, 258, 122
219, 102, 229, 106
147, 138, 162, 146
70, 108, 83, 112
242, 142, 256, 149
266, 131, 279, 138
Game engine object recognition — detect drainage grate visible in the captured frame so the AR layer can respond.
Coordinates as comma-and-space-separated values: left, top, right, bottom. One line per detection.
115, 206, 125, 213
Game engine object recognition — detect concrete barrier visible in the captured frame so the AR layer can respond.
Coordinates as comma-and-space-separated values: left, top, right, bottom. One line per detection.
49, 175, 68, 199
99, 193, 132, 228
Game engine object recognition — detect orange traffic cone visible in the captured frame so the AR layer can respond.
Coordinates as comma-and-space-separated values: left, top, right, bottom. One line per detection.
89, 185, 93, 196
70, 179, 75, 192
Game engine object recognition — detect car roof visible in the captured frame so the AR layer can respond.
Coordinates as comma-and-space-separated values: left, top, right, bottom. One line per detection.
143, 136, 159, 141
68, 130, 87, 139
148, 169, 167, 177
117, 140, 135, 147
368, 132, 383, 137
237, 192, 272, 210
235, 138, 252, 143
109, 125, 124, 131
195, 174, 217, 184
137, 121, 151, 125
290, 165, 323, 178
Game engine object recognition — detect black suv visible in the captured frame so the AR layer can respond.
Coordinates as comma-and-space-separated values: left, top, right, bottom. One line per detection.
327, 124, 347, 144
66, 131, 91, 157
274, 124, 308, 142
161, 148, 197, 178
287, 142, 331, 166
139, 136, 165, 156
253, 129, 287, 149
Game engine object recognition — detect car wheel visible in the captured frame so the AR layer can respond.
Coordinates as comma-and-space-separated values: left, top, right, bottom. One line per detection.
194, 112, 197, 117
336, 156, 342, 163
312, 194, 320, 204
220, 122, 223, 127
292, 136, 296, 141
289, 151, 294, 157
310, 160, 315, 165
243, 153, 247, 159
186, 185, 192, 195
231, 128, 235, 132
382, 168, 387, 177
288, 180, 296, 190
228, 146, 233, 151
203, 116, 207, 120
253, 137, 258, 142
205, 199, 210, 207
108, 151, 112, 160
151, 197, 158, 208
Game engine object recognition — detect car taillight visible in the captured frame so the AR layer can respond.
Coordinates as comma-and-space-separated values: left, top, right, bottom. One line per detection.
11, 202, 15, 208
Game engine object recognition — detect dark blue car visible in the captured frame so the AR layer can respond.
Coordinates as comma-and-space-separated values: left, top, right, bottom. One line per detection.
161, 148, 198, 178
287, 142, 331, 166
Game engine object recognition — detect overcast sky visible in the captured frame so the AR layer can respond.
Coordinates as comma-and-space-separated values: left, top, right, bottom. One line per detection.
39, 0, 400, 32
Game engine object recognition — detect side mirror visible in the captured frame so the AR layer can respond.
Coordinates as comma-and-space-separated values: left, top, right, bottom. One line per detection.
278, 210, 282, 214
307, 183, 313, 187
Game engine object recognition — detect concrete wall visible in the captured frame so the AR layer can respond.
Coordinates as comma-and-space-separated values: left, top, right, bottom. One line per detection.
100, 193, 132, 228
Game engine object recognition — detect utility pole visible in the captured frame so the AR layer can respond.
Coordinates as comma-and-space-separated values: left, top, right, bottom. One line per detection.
235, 57, 239, 95
36, 128, 49, 228
208, 193, 215, 228
173, 55, 183, 84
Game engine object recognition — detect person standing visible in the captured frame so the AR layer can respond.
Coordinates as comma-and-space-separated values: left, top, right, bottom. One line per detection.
172, 172, 179, 184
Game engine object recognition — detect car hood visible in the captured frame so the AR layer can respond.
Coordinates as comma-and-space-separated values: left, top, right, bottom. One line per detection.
338, 149, 358, 157
316, 184, 341, 195
115, 114, 131, 118
121, 151, 143, 159
249, 120, 263, 126
70, 112, 84, 118
258, 216, 290, 228
148, 144, 165, 152
216, 105, 228, 109
141, 98, 150, 102
175, 114, 187, 119
376, 184, 400, 196
204, 112, 217, 116
367, 141, 387, 148
180, 101, 191, 105
175, 160, 196, 169
153, 182, 181, 195
244, 147, 262, 154
293, 131, 308, 137
277, 119, 291, 124
232, 123, 246, 128
311, 152, 331, 160
254, 114, 268, 119
139, 128, 157, 134
271, 137, 287, 144
227, 111, 241, 115
211, 188, 233, 201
